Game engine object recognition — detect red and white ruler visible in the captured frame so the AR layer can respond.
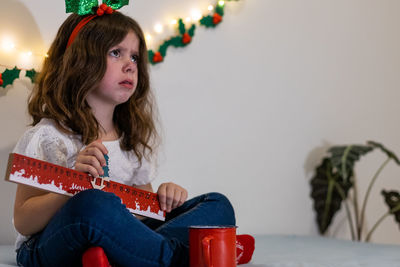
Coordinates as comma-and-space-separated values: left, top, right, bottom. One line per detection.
5, 153, 165, 221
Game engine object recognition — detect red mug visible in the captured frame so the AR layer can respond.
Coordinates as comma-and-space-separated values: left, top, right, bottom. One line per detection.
189, 225, 237, 267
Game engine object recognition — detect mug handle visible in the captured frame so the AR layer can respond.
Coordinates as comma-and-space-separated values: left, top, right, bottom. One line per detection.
202, 235, 214, 267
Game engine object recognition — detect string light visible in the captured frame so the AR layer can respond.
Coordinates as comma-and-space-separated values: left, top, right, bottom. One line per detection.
191, 9, 202, 21
154, 23, 163, 33
1, 1, 236, 70
1, 37, 15, 52
23, 51, 33, 57
145, 34, 152, 46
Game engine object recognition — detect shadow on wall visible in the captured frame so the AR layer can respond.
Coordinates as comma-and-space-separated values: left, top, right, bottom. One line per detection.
0, 0, 44, 96
303, 140, 333, 179
0, 144, 18, 245
0, 0, 43, 244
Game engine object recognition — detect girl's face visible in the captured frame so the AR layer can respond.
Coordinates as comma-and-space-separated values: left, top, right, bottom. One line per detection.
87, 31, 140, 109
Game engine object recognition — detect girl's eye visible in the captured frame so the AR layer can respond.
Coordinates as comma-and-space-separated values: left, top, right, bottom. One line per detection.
131, 55, 139, 64
109, 49, 120, 58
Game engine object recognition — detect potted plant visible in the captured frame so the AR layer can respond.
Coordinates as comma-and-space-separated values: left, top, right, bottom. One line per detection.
310, 141, 400, 241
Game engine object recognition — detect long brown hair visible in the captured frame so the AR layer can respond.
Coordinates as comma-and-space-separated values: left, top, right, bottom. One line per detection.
29, 12, 159, 163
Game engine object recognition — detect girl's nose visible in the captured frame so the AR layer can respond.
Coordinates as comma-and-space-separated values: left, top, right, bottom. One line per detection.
122, 58, 135, 73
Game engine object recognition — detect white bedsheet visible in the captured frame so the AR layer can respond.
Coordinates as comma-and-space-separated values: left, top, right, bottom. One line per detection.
1, 235, 399, 266
242, 235, 400, 267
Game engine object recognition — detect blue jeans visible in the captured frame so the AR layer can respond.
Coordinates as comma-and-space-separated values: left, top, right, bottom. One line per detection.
16, 189, 235, 267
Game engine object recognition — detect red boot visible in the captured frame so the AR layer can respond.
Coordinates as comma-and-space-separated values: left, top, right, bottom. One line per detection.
82, 247, 111, 267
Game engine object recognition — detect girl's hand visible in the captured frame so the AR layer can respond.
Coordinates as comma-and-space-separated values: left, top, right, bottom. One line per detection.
157, 183, 188, 213
75, 140, 108, 178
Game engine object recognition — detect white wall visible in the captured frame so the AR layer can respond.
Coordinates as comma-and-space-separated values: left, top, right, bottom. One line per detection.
1, 0, 399, 245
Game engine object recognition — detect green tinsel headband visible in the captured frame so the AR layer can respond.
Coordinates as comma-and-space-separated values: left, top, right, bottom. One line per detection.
65, 0, 129, 16
65, 0, 129, 48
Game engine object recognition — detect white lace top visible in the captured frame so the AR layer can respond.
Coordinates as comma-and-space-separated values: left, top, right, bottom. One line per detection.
13, 118, 156, 249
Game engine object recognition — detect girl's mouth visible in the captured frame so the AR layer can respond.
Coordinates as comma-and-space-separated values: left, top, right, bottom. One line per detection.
119, 80, 134, 89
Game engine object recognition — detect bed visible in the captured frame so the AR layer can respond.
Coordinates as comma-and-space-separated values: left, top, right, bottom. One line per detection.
1, 234, 400, 266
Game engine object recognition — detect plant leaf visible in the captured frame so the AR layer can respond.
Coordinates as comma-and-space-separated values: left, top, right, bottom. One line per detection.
310, 158, 352, 234
382, 190, 400, 229
328, 145, 373, 182
367, 141, 400, 165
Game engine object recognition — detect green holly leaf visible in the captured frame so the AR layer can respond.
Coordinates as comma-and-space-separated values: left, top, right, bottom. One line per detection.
188, 24, 196, 36
216, 5, 225, 16
200, 16, 216, 28
1, 67, 21, 88
178, 19, 186, 35
148, 50, 155, 63
25, 69, 38, 83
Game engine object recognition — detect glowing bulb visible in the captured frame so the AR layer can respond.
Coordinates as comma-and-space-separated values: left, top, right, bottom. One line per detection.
2, 38, 15, 52
154, 23, 163, 33
145, 34, 152, 43
191, 9, 202, 21
185, 17, 191, 23
170, 19, 178, 25
21, 51, 32, 58
208, 5, 214, 11
218, 1, 225, 7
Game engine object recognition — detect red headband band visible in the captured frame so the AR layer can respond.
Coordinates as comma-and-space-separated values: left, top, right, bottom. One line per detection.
66, 4, 114, 49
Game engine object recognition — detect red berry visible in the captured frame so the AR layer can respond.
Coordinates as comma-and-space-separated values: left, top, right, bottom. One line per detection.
97, 8, 104, 16
106, 6, 113, 14
182, 33, 191, 44
153, 52, 163, 63
213, 13, 222, 24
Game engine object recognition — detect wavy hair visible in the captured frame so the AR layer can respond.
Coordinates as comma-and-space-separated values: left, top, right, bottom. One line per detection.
28, 12, 159, 163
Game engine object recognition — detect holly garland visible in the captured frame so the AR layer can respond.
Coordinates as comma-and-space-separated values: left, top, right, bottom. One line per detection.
148, 0, 236, 65
0, 67, 37, 88
0, 0, 239, 88
148, 19, 196, 64
199, 4, 224, 28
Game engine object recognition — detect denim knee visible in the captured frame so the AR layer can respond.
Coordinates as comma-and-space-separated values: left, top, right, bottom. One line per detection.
206, 192, 236, 225
63, 189, 125, 221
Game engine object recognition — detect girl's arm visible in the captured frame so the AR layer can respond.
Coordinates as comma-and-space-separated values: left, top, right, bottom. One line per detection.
14, 184, 70, 236
14, 140, 108, 236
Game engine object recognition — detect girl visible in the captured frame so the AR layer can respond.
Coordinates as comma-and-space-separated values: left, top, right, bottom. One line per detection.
13, 9, 235, 267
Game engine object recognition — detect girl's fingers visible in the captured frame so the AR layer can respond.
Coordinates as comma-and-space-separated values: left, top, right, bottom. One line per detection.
90, 140, 109, 155
75, 162, 100, 178
77, 155, 104, 176
83, 146, 107, 167
165, 185, 175, 212
171, 189, 182, 210
179, 189, 188, 206
85, 155, 104, 175
74, 140, 108, 178
157, 183, 188, 212
157, 184, 167, 211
